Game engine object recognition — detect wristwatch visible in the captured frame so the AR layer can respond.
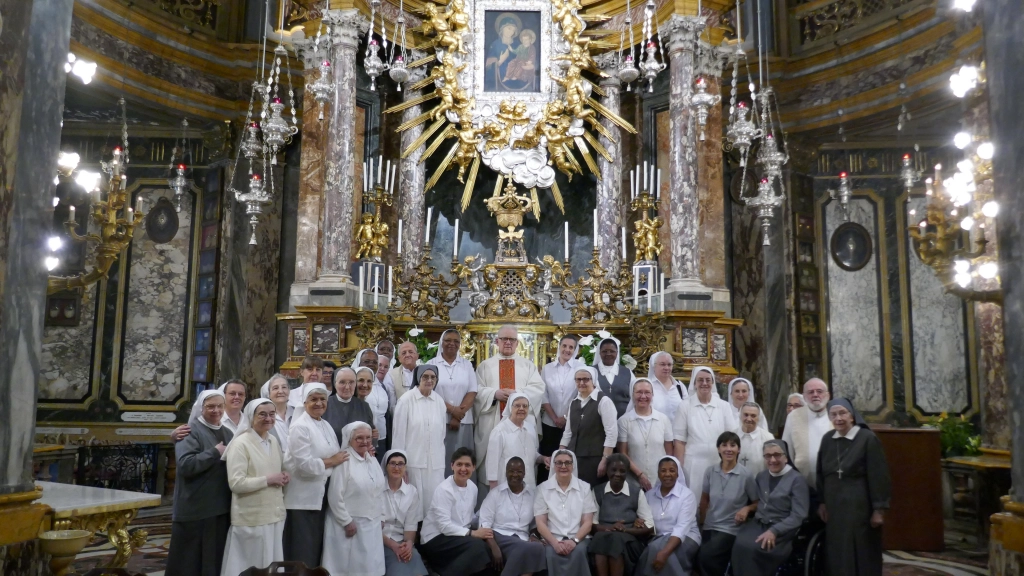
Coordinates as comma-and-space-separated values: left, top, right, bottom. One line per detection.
572, 537, 581, 544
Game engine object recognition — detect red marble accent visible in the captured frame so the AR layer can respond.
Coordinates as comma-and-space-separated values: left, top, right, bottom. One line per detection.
295, 67, 327, 283
697, 76, 726, 289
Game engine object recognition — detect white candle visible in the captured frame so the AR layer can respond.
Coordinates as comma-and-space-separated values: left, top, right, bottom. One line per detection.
425, 207, 433, 245
378, 154, 384, 185
358, 266, 365, 310
373, 267, 380, 307
633, 273, 639, 303
397, 219, 403, 254
593, 209, 598, 249
630, 170, 636, 199
636, 168, 642, 197
388, 266, 393, 304
68, 205, 76, 222
453, 218, 460, 258
647, 286, 652, 313
127, 207, 134, 222
564, 221, 569, 260
644, 161, 649, 192
383, 160, 391, 192
657, 169, 662, 199
363, 162, 368, 192
660, 272, 666, 311
621, 226, 626, 260
390, 165, 398, 194
368, 158, 374, 188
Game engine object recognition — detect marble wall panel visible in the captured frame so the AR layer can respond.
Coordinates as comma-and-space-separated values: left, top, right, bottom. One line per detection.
905, 196, 968, 414
978, 302, 1008, 448
119, 189, 191, 402
824, 197, 885, 412
38, 285, 96, 400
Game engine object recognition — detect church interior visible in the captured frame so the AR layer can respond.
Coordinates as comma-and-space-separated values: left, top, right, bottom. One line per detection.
0, 0, 1021, 574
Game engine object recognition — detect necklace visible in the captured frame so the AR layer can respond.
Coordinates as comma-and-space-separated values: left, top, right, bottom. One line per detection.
835, 441, 850, 479
555, 483, 572, 509
633, 415, 653, 450
440, 359, 458, 381
507, 489, 526, 524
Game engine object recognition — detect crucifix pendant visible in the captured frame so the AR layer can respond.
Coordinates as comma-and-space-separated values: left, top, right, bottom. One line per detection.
837, 468, 843, 479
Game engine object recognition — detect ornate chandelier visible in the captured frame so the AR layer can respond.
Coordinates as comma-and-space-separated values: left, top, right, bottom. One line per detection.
689, 76, 721, 141
167, 118, 191, 212
306, 8, 334, 120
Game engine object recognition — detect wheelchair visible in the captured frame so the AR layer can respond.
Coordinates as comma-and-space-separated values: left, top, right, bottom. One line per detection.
723, 522, 826, 576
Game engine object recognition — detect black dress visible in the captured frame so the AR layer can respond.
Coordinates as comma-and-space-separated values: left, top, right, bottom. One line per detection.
816, 426, 892, 576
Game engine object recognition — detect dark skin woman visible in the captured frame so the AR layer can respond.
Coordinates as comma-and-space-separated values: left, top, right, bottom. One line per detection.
593, 457, 653, 576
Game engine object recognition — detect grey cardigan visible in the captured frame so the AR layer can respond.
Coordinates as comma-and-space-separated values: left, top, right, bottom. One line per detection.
173, 422, 233, 522
752, 468, 809, 539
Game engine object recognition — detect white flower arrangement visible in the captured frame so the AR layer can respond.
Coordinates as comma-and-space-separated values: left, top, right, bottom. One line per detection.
575, 331, 632, 369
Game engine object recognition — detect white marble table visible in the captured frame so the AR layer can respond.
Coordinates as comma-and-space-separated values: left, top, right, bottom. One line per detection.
37, 481, 162, 567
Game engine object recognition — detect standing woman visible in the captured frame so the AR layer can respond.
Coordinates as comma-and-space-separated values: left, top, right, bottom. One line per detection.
730, 439, 809, 576
323, 367, 377, 445
617, 379, 674, 490
357, 366, 390, 458
593, 337, 634, 418
534, 449, 597, 576
817, 398, 892, 576
283, 384, 347, 568
261, 374, 292, 453
696, 431, 759, 576
645, 351, 688, 421
287, 356, 324, 425
380, 450, 429, 576
674, 366, 738, 490
786, 393, 805, 415
392, 365, 448, 518
590, 454, 655, 576
479, 456, 547, 576
418, 448, 494, 576
166, 390, 233, 576
220, 399, 290, 576
486, 392, 546, 489
322, 422, 388, 576
737, 402, 775, 475
540, 336, 581, 483
727, 378, 769, 429
218, 380, 249, 434
636, 456, 701, 576
429, 329, 479, 467
560, 366, 618, 485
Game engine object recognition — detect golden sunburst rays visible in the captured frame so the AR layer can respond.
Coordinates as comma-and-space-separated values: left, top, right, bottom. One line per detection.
530, 187, 541, 220
587, 97, 637, 134
401, 118, 447, 158
583, 130, 612, 162
420, 125, 457, 165
550, 181, 565, 214
460, 155, 482, 211
574, 136, 601, 179
384, 89, 439, 115
425, 141, 460, 192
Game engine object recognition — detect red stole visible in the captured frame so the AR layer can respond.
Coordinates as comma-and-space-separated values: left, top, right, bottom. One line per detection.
498, 358, 516, 414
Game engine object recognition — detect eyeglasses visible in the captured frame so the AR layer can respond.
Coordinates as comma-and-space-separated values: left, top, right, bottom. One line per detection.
763, 453, 787, 461
575, 377, 592, 383
553, 460, 574, 468
497, 337, 517, 343
387, 461, 407, 468
786, 403, 804, 409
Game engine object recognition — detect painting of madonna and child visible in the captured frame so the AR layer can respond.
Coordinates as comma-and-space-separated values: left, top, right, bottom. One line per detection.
485, 11, 542, 92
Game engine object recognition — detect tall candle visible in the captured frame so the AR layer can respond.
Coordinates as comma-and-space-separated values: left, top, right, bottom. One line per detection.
660, 272, 666, 311
384, 160, 391, 191
593, 209, 598, 249
621, 227, 626, 260
127, 207, 134, 222
425, 207, 433, 245
377, 154, 384, 184
388, 266, 393, 304
368, 158, 374, 188
397, 219, 403, 254
390, 165, 398, 194
363, 162, 368, 192
643, 162, 649, 192
453, 218, 460, 258
564, 221, 569, 260
656, 169, 662, 199
373, 267, 380, 307
630, 170, 636, 200
358, 266, 365, 310
633, 273, 639, 303
69, 205, 76, 223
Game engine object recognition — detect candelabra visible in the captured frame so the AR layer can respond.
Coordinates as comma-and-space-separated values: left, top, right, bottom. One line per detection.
557, 248, 635, 323
356, 156, 397, 262
390, 249, 464, 323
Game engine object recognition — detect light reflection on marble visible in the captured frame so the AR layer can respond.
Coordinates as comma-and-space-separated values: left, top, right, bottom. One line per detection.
825, 198, 884, 412
120, 189, 190, 402
905, 197, 968, 414
37, 481, 161, 517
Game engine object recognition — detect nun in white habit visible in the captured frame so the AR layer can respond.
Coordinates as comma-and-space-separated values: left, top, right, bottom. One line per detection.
485, 392, 547, 489
352, 352, 389, 454
220, 398, 289, 576
673, 366, 738, 491
218, 380, 250, 434
380, 450, 429, 576
534, 449, 597, 576
727, 378, 769, 430
392, 365, 448, 518
261, 374, 292, 453
593, 336, 635, 418
737, 401, 775, 476
640, 351, 689, 421
428, 329, 479, 471
323, 421, 388, 576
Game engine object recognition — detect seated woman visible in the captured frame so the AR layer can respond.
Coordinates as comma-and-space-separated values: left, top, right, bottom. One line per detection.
220, 399, 290, 576
479, 456, 547, 576
322, 421, 388, 576
730, 439, 809, 576
617, 379, 674, 490
535, 449, 598, 576
560, 367, 618, 486
166, 390, 232, 576
696, 431, 759, 576
486, 393, 547, 490
591, 454, 654, 576
380, 450, 429, 576
636, 456, 700, 576
418, 448, 494, 576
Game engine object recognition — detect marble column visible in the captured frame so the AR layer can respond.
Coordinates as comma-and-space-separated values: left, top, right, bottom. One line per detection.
399, 52, 429, 275
0, 0, 73, 494
291, 39, 329, 286
594, 53, 624, 275
662, 16, 708, 300
695, 45, 727, 291
317, 9, 367, 284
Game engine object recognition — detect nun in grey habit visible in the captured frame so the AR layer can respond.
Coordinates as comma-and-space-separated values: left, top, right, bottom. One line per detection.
165, 390, 234, 576
730, 439, 809, 576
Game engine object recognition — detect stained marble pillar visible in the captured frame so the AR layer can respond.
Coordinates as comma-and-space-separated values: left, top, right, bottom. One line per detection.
695, 46, 727, 291
291, 39, 329, 285
662, 16, 708, 300
594, 53, 624, 274
399, 53, 429, 274
317, 10, 367, 284
0, 0, 73, 494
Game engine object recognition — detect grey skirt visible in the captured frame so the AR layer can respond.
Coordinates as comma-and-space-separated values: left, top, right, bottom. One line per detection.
636, 534, 700, 576
384, 544, 428, 576
493, 533, 546, 576
590, 530, 644, 573
545, 538, 591, 576
730, 520, 793, 576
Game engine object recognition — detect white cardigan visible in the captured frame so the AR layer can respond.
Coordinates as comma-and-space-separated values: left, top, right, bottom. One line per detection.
224, 431, 286, 527
283, 412, 341, 510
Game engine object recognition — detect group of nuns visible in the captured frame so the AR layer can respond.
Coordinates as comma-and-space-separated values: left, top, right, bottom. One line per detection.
164, 334, 887, 576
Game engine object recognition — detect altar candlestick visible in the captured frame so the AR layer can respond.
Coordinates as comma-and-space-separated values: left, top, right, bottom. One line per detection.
564, 221, 569, 260
388, 266, 393, 304
621, 227, 626, 260
453, 218, 460, 258
68, 205, 75, 222
373, 267, 380, 307
358, 266, 365, 310
425, 208, 433, 245
377, 154, 384, 185
397, 219, 403, 254
593, 209, 598, 249
660, 272, 666, 311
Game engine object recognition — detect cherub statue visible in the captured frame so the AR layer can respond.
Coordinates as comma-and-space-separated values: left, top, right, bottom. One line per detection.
551, 0, 585, 42
483, 101, 531, 151
448, 0, 471, 44
551, 64, 594, 122
372, 212, 390, 258
421, 3, 464, 53
644, 216, 664, 261
454, 108, 482, 182
355, 213, 376, 260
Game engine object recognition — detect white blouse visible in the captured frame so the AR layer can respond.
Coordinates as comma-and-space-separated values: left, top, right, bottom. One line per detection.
392, 387, 448, 470
283, 414, 341, 510
650, 377, 688, 421
382, 481, 423, 543
540, 359, 581, 428
485, 419, 540, 486
534, 477, 598, 538
327, 448, 386, 525
272, 411, 290, 453
421, 476, 478, 544
738, 426, 775, 476
559, 393, 619, 449
365, 384, 390, 441
428, 356, 479, 425
617, 409, 674, 481
646, 481, 701, 544
480, 484, 537, 539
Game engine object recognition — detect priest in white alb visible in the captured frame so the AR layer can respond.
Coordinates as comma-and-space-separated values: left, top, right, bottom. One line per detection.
781, 378, 833, 490
473, 325, 546, 500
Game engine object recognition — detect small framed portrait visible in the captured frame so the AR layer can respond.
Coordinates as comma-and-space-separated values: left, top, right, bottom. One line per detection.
802, 362, 821, 382
798, 242, 815, 264
484, 11, 542, 93
796, 213, 815, 240
830, 222, 873, 272
201, 224, 218, 250
800, 314, 819, 335
199, 250, 217, 275
801, 337, 821, 359
202, 188, 220, 223
198, 275, 216, 300
311, 323, 340, 354
197, 301, 214, 327
291, 327, 308, 357
192, 354, 210, 382
195, 328, 212, 353
681, 328, 709, 358
799, 291, 818, 313
798, 265, 818, 290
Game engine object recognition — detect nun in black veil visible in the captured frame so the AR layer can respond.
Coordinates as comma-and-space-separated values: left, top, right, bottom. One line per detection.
730, 439, 810, 576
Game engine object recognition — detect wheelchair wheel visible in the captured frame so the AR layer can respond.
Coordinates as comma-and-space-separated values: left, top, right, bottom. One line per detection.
803, 529, 826, 576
